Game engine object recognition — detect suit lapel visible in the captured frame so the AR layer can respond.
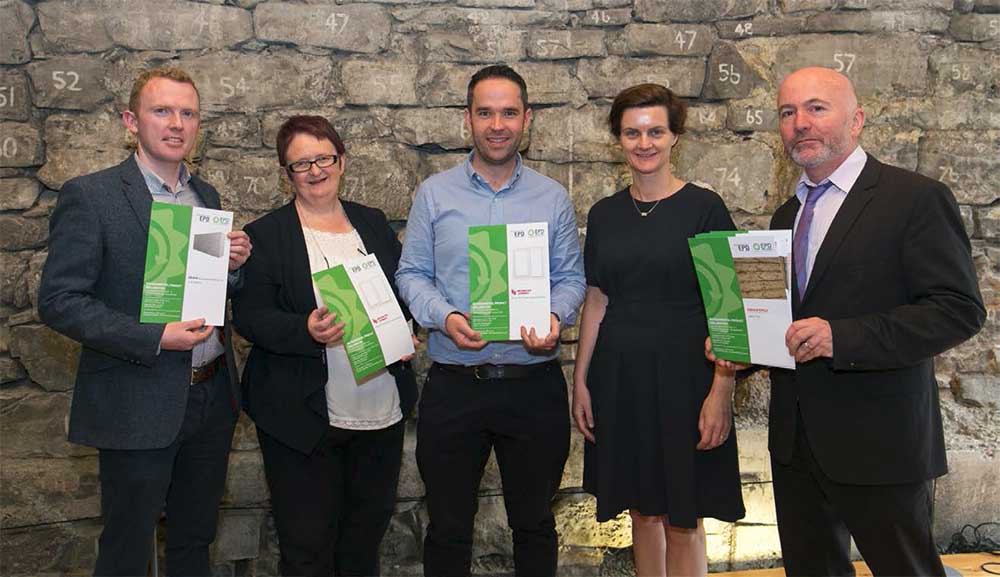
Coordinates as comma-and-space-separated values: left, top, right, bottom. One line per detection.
190, 172, 220, 210
801, 155, 881, 303
120, 156, 153, 234
277, 202, 318, 313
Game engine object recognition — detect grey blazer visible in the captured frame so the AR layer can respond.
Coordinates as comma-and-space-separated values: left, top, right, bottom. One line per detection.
38, 156, 240, 450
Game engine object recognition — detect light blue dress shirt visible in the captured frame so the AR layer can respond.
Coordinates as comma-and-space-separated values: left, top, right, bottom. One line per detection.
396, 153, 586, 366
793, 145, 868, 288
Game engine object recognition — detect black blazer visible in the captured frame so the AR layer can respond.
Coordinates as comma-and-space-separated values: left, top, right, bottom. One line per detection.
38, 156, 241, 450
768, 155, 985, 485
232, 200, 417, 455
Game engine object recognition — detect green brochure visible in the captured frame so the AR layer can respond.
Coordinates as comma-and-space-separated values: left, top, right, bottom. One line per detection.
468, 222, 550, 341
313, 254, 414, 381
140, 202, 232, 326
689, 230, 794, 369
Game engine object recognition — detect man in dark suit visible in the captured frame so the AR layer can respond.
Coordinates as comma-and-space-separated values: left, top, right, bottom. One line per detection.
765, 67, 985, 574
38, 67, 252, 575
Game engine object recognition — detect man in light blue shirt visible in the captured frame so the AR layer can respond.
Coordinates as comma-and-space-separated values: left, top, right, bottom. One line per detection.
397, 64, 585, 577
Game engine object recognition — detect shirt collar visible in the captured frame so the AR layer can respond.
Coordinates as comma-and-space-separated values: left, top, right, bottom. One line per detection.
796, 145, 867, 201
134, 152, 192, 195
463, 151, 524, 194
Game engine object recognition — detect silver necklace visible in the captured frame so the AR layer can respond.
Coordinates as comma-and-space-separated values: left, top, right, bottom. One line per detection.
631, 194, 662, 217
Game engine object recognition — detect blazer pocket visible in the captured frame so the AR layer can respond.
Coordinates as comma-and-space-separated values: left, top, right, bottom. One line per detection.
77, 348, 125, 374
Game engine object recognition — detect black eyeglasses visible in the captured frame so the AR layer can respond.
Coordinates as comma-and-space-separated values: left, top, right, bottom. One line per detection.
286, 154, 338, 173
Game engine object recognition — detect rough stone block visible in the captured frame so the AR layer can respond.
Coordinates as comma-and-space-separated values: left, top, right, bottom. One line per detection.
979, 205, 1000, 240
0, 250, 30, 308
930, 44, 1000, 98
37, 111, 129, 190
470, 495, 514, 558
951, 373, 1000, 407
0, 387, 93, 458
342, 61, 419, 106
0, 122, 44, 168
27, 56, 113, 112
741, 481, 777, 524
0, 177, 41, 211
0, 216, 47, 251
804, 10, 950, 34
339, 141, 422, 220
205, 115, 261, 149
422, 28, 526, 63
933, 450, 1000, 550
688, 104, 730, 132
36, 0, 113, 52
416, 63, 481, 107
918, 130, 1000, 205
950, 13, 1000, 41
211, 509, 263, 561
727, 102, 779, 132
636, 0, 767, 22
261, 107, 394, 146
0, 355, 25, 384
858, 125, 921, 172
9, 324, 80, 391
111, 0, 253, 51
0, 519, 102, 574
181, 51, 336, 114
0, 0, 34, 64
528, 105, 618, 163
736, 427, 771, 482
230, 413, 259, 452
553, 493, 631, 548
222, 450, 269, 507
392, 5, 565, 33
623, 24, 715, 56
392, 107, 467, 150
0, 456, 100, 526
380, 501, 425, 572
780, 0, 835, 11
579, 8, 633, 27
201, 152, 287, 215
527, 29, 607, 59
515, 62, 588, 106
576, 56, 707, 99
732, 523, 782, 567
527, 161, 628, 225
255, 3, 391, 54
0, 70, 31, 121
537, 0, 630, 9
773, 35, 930, 97
717, 16, 809, 38
704, 42, 764, 100
673, 137, 774, 214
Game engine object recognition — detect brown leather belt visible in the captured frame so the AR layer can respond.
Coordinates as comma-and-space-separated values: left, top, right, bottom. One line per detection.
191, 356, 224, 385
435, 360, 557, 380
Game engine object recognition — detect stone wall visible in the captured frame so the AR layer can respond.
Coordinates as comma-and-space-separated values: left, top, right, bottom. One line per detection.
1, 0, 998, 574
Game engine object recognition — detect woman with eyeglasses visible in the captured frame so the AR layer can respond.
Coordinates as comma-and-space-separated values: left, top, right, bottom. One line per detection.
232, 115, 417, 576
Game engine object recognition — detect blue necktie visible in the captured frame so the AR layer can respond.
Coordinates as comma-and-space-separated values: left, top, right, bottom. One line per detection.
793, 181, 833, 300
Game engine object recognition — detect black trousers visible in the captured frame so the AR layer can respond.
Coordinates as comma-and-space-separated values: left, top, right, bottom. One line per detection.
257, 419, 405, 577
772, 408, 945, 577
416, 362, 570, 577
94, 368, 237, 576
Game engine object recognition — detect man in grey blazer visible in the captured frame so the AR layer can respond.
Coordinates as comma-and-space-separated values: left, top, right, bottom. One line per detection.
38, 67, 252, 576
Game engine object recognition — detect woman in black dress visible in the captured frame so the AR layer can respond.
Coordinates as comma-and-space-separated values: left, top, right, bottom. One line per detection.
572, 84, 745, 575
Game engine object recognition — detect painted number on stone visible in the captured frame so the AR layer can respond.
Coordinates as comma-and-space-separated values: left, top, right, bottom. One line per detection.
950, 64, 973, 82
1, 137, 17, 158
219, 77, 248, 99
833, 53, 856, 74
325, 13, 350, 35
590, 11, 611, 24
243, 176, 265, 194
990, 20, 999, 37
745, 109, 764, 125
715, 167, 742, 188
0, 86, 13, 107
535, 38, 569, 57
734, 22, 753, 36
718, 63, 741, 85
675, 30, 697, 51
52, 71, 82, 91
938, 165, 957, 185
699, 109, 717, 124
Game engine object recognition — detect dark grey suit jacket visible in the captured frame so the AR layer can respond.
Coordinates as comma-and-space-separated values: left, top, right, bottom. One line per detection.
38, 156, 241, 450
768, 155, 985, 485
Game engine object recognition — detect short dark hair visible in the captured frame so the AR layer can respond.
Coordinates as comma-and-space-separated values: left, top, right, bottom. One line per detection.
466, 64, 529, 110
275, 115, 346, 168
608, 83, 687, 138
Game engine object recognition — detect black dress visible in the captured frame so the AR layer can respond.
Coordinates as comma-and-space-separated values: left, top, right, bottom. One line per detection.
582, 184, 746, 528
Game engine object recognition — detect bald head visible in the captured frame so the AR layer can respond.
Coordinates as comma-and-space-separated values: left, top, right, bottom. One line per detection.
777, 67, 865, 181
